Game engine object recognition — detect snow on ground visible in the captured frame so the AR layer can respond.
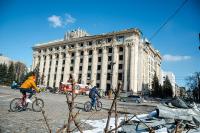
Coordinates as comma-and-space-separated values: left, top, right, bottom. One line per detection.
78, 114, 168, 133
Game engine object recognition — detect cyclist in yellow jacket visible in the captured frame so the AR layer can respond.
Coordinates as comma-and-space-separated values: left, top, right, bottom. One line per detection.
20, 72, 40, 103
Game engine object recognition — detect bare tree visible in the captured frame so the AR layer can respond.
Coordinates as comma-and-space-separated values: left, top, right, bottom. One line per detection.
14, 61, 27, 83
186, 72, 200, 102
104, 82, 122, 133
56, 74, 83, 133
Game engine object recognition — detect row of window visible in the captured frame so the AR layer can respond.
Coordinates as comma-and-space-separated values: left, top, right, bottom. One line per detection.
45, 67, 123, 88
76, 71, 123, 82
40, 56, 124, 73
71, 47, 123, 57
37, 36, 125, 54
69, 54, 124, 65
69, 63, 123, 74
37, 47, 124, 61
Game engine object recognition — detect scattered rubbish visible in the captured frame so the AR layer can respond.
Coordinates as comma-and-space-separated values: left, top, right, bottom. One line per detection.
119, 98, 200, 133
80, 98, 200, 133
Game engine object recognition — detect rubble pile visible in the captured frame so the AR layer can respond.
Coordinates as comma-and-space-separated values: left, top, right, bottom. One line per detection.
120, 98, 200, 133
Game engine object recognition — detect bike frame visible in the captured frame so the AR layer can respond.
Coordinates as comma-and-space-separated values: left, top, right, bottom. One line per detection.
20, 91, 37, 106
10, 89, 44, 112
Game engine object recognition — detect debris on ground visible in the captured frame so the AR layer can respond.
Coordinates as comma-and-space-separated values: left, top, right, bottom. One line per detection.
119, 98, 200, 133
80, 98, 200, 133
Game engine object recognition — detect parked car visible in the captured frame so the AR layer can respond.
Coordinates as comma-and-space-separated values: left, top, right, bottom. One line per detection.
47, 86, 57, 93
78, 84, 90, 95
120, 95, 143, 103
59, 82, 89, 95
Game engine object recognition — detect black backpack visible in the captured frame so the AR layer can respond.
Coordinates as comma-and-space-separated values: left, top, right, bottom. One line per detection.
89, 90, 92, 98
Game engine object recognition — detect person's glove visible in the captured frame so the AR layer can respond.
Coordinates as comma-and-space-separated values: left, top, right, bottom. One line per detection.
32, 89, 36, 94
37, 88, 41, 93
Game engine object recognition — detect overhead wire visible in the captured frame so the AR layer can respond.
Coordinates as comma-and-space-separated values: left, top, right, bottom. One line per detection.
149, 0, 189, 41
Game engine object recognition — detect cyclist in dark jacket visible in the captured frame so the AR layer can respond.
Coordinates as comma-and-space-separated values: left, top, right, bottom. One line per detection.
89, 86, 101, 108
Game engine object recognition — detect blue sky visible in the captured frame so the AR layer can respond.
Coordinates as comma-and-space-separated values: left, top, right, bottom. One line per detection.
0, 0, 199, 86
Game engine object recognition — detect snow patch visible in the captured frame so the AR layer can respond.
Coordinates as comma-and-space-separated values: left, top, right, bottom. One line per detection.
77, 114, 167, 133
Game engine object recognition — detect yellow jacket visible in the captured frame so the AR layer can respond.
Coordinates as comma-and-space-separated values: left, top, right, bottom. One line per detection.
20, 76, 40, 93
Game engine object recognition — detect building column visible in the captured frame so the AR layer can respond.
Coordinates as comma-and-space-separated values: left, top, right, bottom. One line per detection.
39, 55, 44, 84
91, 48, 98, 86
73, 50, 80, 82
32, 52, 39, 70
137, 43, 143, 93
63, 52, 70, 83
130, 41, 139, 94
100, 47, 108, 91
134, 40, 139, 93
123, 45, 128, 91
32, 56, 35, 71
44, 55, 50, 86
49, 54, 56, 87
81, 50, 88, 84
129, 44, 135, 93
33, 56, 39, 70
55, 52, 63, 87
111, 46, 119, 90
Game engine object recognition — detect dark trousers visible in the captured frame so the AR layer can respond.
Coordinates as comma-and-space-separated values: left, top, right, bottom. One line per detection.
91, 97, 96, 107
20, 88, 34, 99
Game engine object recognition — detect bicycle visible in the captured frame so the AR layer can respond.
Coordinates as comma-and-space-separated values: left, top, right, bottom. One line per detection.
10, 90, 44, 112
84, 97, 102, 112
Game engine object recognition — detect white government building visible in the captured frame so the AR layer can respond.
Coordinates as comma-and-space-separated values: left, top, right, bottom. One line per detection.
32, 28, 162, 94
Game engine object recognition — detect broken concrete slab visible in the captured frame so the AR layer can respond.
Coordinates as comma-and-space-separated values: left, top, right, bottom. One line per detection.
157, 104, 200, 125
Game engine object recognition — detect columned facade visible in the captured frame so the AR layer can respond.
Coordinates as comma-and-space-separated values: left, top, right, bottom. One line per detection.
111, 45, 119, 90
74, 50, 80, 81
91, 48, 98, 86
44, 55, 50, 85
39, 55, 44, 81
123, 45, 128, 91
100, 47, 108, 91
49, 54, 56, 87
32, 28, 162, 95
129, 44, 135, 92
81, 50, 88, 84
55, 52, 63, 87
63, 52, 70, 83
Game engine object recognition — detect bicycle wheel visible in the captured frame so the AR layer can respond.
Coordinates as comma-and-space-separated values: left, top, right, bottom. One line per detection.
10, 98, 23, 112
84, 101, 92, 112
95, 101, 102, 111
32, 98, 44, 112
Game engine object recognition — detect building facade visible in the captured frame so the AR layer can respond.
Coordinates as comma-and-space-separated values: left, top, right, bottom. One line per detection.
32, 28, 162, 94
